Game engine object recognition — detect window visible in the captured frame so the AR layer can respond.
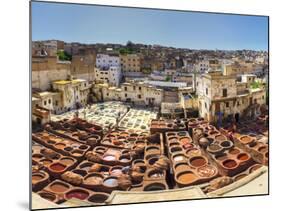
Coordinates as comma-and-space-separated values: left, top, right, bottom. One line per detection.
262, 95, 264, 99
226, 102, 229, 108
133, 86, 136, 90
125, 93, 127, 97
138, 94, 141, 99
223, 89, 227, 97
139, 87, 141, 91
44, 100, 47, 106
55, 101, 58, 106
124, 87, 127, 91
205, 102, 207, 109
237, 101, 240, 106
48, 99, 51, 104
206, 88, 208, 95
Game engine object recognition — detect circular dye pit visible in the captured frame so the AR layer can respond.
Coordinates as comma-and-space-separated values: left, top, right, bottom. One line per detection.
180, 137, 191, 144
229, 148, 240, 155
177, 171, 197, 184
103, 155, 116, 161
249, 164, 262, 173
71, 150, 83, 157
49, 163, 66, 172
189, 156, 207, 167
84, 175, 103, 185
220, 140, 233, 148
32, 174, 45, 183
66, 189, 89, 200
144, 183, 166, 191
148, 170, 164, 178
197, 165, 217, 178
173, 154, 186, 162
258, 146, 268, 153
110, 168, 123, 176
222, 159, 238, 169
64, 147, 73, 152
80, 163, 92, 171
170, 146, 182, 153
79, 145, 88, 150
186, 148, 201, 157
237, 153, 249, 161
240, 136, 254, 144
38, 192, 56, 202
234, 174, 247, 181
215, 135, 227, 141
215, 154, 228, 161
60, 158, 74, 166
41, 159, 52, 165
174, 163, 189, 172
103, 177, 118, 187
54, 143, 66, 150
88, 193, 109, 203
50, 182, 69, 193
32, 154, 43, 161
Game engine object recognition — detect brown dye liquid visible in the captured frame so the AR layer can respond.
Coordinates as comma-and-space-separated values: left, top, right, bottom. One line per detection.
258, 146, 267, 153
32, 175, 44, 183
180, 137, 191, 143
229, 148, 240, 155
39, 192, 56, 201
223, 160, 237, 168
190, 157, 206, 167
84, 176, 103, 185
241, 136, 252, 144
216, 154, 227, 161
66, 190, 89, 200
216, 135, 226, 141
55, 143, 66, 149
250, 164, 262, 173
178, 172, 197, 183
237, 153, 249, 161
209, 144, 221, 151
41, 160, 52, 165
50, 183, 69, 192
60, 158, 74, 166
175, 164, 188, 172
235, 174, 247, 181
50, 163, 66, 171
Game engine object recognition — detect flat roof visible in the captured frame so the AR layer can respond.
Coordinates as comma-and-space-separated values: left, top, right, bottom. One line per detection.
144, 80, 187, 88
53, 79, 86, 85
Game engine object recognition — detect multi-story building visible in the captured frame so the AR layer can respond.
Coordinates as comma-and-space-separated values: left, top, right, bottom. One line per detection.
96, 54, 120, 69
120, 54, 141, 72
195, 59, 210, 73
96, 81, 163, 106
32, 40, 64, 57
52, 78, 91, 114
71, 48, 96, 81
32, 56, 71, 90
196, 71, 266, 124
94, 66, 122, 86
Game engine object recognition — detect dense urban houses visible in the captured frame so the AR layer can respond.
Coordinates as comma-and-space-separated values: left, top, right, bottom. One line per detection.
31, 40, 268, 126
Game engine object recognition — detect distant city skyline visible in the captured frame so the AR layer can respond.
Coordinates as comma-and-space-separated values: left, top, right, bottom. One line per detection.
32, 1, 268, 51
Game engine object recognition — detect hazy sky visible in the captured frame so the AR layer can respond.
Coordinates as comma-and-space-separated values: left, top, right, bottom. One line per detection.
31, 1, 268, 51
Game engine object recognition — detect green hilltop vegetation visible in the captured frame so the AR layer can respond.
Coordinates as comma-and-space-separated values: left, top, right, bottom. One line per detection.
57, 50, 72, 61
